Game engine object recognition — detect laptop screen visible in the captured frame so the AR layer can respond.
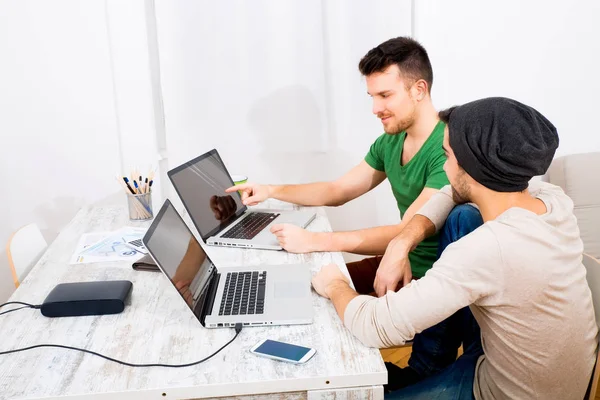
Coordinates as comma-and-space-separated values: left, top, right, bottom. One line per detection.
168, 149, 247, 241
143, 200, 217, 321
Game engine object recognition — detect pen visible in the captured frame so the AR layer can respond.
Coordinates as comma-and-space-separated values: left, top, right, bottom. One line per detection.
116, 176, 133, 195
123, 177, 136, 195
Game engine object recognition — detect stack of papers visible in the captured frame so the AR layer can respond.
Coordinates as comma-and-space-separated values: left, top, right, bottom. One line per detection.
70, 227, 147, 265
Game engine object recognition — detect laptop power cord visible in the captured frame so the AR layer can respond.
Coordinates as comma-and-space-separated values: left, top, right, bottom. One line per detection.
0, 302, 243, 368
0, 301, 41, 316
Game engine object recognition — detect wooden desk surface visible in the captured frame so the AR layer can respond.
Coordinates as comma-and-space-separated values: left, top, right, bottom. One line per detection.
0, 201, 385, 399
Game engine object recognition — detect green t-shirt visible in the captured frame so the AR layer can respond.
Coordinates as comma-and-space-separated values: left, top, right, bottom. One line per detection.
364, 121, 449, 278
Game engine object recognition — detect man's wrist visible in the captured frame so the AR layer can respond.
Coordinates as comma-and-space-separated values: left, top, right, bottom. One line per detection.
266, 184, 277, 199
311, 231, 334, 252
326, 279, 351, 299
388, 236, 412, 257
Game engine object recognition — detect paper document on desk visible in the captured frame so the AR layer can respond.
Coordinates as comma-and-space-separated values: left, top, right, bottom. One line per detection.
70, 227, 147, 264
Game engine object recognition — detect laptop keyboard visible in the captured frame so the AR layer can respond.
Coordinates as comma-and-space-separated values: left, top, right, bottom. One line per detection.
128, 239, 143, 247
221, 212, 280, 240
219, 271, 267, 316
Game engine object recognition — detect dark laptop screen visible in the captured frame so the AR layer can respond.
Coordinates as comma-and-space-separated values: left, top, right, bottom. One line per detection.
168, 149, 246, 241
143, 200, 217, 321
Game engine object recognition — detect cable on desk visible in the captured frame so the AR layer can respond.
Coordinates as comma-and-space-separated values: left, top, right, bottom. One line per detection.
0, 301, 41, 316
0, 323, 243, 368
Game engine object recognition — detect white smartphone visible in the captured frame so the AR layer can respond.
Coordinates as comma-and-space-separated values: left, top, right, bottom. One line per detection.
249, 339, 316, 364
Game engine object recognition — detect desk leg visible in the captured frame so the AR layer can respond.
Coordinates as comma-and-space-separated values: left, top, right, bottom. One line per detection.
307, 385, 384, 400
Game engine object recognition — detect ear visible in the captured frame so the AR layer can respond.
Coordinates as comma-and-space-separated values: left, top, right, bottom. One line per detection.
411, 79, 429, 101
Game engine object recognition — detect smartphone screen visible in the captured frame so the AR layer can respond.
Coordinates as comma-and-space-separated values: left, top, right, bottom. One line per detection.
253, 339, 312, 362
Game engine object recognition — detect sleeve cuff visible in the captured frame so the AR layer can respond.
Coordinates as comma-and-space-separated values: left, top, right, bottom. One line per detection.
415, 185, 456, 232
364, 155, 385, 172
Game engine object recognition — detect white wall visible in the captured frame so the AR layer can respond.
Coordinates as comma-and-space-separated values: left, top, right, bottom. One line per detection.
415, 0, 600, 157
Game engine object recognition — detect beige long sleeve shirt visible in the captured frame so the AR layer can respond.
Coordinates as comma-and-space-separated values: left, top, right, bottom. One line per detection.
344, 182, 598, 399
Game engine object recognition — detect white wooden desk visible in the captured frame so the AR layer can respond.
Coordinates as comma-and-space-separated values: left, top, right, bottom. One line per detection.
0, 201, 386, 399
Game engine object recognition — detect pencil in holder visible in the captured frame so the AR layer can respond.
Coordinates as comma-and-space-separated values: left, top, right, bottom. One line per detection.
127, 192, 153, 221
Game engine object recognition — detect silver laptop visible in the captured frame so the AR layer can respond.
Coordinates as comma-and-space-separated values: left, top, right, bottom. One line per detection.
168, 149, 316, 250
143, 199, 313, 328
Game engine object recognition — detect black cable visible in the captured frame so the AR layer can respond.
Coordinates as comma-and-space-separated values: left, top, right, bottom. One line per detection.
0, 305, 36, 316
0, 302, 40, 316
0, 301, 40, 309
0, 323, 243, 368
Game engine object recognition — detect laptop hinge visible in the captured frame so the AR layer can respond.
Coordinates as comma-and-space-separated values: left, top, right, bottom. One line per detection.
201, 271, 220, 325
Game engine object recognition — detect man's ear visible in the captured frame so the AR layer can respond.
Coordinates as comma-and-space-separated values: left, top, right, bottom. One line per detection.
411, 79, 429, 101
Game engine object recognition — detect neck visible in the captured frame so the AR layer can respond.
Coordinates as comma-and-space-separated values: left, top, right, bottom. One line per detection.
471, 188, 547, 222
405, 99, 439, 140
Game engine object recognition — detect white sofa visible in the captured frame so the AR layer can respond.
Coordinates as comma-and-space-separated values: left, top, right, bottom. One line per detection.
545, 152, 600, 258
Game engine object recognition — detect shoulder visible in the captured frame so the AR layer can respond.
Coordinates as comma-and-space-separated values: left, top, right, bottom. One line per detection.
528, 180, 574, 211
429, 124, 446, 149
421, 123, 447, 163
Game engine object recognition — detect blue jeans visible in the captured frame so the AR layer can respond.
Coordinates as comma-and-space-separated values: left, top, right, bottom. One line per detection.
386, 351, 482, 399
387, 204, 484, 399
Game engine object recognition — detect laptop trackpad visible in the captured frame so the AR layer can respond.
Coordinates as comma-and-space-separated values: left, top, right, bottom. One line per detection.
274, 282, 307, 298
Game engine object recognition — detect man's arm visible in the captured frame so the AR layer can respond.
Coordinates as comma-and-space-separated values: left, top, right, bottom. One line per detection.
313, 227, 501, 348
311, 263, 359, 320
370, 214, 436, 295
371, 185, 456, 295
270, 187, 440, 254
317, 180, 456, 255
226, 161, 386, 207
315, 187, 440, 254
272, 156, 451, 254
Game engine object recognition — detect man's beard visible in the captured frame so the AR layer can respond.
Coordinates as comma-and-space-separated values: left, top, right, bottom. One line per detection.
451, 186, 469, 204
451, 172, 471, 204
384, 115, 415, 134
384, 118, 415, 135
382, 102, 417, 135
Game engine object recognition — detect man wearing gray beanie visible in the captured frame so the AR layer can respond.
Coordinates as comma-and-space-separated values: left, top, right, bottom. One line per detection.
312, 97, 598, 399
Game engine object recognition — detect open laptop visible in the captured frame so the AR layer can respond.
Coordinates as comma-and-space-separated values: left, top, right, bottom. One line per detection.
143, 199, 313, 328
168, 149, 316, 250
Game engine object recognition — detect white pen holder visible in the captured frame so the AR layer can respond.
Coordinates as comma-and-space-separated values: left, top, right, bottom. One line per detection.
127, 192, 153, 221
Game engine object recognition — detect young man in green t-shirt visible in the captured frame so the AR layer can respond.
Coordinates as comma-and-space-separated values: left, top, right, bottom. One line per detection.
226, 37, 479, 390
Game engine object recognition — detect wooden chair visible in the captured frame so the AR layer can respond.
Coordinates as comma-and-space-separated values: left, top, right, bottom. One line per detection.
583, 253, 600, 400
6, 223, 47, 288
